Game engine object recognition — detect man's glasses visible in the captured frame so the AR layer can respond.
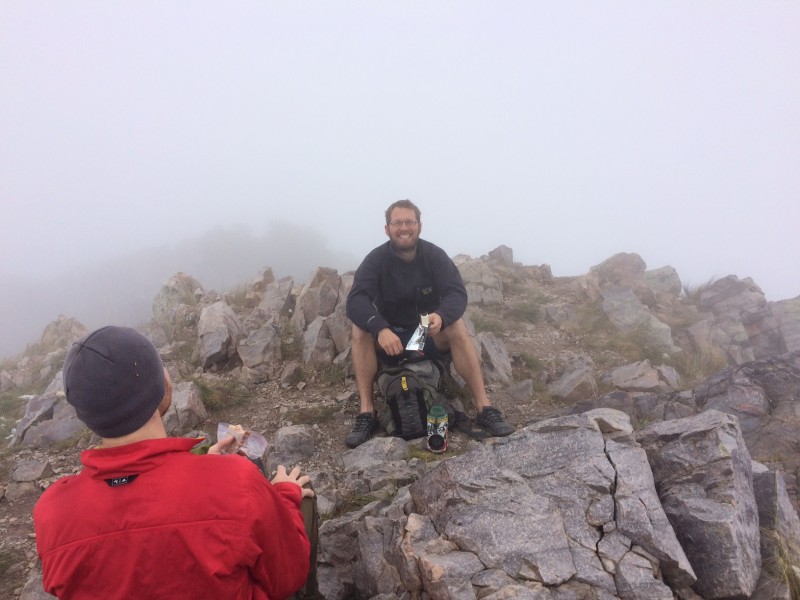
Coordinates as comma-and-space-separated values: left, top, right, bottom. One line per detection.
388, 219, 419, 228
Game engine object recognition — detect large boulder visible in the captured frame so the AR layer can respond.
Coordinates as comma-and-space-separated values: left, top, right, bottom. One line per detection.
320, 409, 697, 599
291, 267, 341, 335
590, 253, 647, 287
256, 276, 295, 322
152, 272, 204, 342
636, 410, 761, 599
600, 286, 679, 353
161, 381, 208, 435
693, 352, 800, 507
197, 301, 243, 370
456, 257, 504, 305
302, 316, 336, 368
237, 323, 282, 368
476, 332, 513, 386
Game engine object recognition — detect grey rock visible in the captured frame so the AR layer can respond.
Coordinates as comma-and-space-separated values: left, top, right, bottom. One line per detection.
506, 379, 533, 401
458, 258, 504, 305
22, 413, 86, 449
291, 267, 341, 334
549, 366, 597, 402
342, 437, 410, 472
10, 392, 60, 447
590, 253, 647, 286
488, 245, 514, 266
772, 297, 800, 352
256, 276, 295, 321
752, 466, 800, 571
237, 322, 281, 368
477, 332, 513, 385
302, 316, 336, 368
636, 410, 761, 599
12, 460, 53, 482
152, 272, 204, 341
605, 360, 663, 392
5, 481, 38, 502
267, 425, 316, 472
324, 301, 352, 355
698, 275, 767, 315
20, 569, 56, 600
161, 381, 208, 434
600, 286, 678, 353
197, 301, 242, 370
642, 266, 682, 297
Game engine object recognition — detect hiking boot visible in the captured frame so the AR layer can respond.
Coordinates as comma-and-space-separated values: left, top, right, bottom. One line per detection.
476, 406, 514, 437
345, 412, 378, 448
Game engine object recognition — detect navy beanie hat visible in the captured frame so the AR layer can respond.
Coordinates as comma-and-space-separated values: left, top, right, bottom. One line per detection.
63, 326, 165, 438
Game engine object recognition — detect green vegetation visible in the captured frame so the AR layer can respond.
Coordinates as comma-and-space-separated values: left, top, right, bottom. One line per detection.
225, 283, 251, 310
518, 352, 543, 372
407, 444, 464, 462
512, 351, 547, 386
281, 331, 303, 362
318, 363, 348, 387
570, 305, 664, 367
668, 341, 728, 388
0, 392, 27, 442
193, 377, 250, 412
326, 493, 381, 521
506, 300, 543, 324
594, 329, 666, 366
470, 315, 503, 335
682, 277, 718, 305
286, 403, 339, 425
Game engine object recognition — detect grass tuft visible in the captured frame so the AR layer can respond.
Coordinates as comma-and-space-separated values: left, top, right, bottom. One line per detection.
762, 528, 800, 596
471, 315, 503, 335
193, 377, 250, 412
682, 277, 718, 304
667, 341, 728, 388
506, 300, 543, 324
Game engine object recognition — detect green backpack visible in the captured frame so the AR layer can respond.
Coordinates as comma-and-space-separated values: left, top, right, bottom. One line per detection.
376, 358, 449, 440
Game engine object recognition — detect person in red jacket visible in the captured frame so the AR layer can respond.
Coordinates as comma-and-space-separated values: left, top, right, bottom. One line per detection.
33, 325, 316, 600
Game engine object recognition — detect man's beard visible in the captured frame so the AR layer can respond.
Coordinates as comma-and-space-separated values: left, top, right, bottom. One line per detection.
390, 238, 418, 253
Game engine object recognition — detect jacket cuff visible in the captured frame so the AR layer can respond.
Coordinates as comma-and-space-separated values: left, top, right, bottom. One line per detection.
272, 481, 304, 507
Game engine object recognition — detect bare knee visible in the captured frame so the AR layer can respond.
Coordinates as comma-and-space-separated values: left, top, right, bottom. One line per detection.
443, 318, 472, 344
433, 318, 473, 352
351, 324, 373, 344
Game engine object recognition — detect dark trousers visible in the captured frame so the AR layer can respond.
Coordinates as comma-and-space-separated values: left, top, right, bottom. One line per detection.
288, 491, 320, 600
252, 458, 320, 599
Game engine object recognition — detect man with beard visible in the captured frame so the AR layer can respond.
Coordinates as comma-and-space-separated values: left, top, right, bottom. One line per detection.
345, 199, 514, 448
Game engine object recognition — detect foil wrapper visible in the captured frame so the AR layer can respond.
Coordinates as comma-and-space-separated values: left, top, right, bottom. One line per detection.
405, 313, 430, 353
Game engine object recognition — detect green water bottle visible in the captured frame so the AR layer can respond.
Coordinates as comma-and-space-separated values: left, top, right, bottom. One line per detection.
426, 405, 448, 453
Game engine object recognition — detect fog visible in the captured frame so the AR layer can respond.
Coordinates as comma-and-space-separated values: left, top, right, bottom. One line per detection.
1, 2, 798, 358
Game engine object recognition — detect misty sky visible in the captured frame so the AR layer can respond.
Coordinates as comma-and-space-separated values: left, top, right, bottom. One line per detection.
2, 2, 799, 316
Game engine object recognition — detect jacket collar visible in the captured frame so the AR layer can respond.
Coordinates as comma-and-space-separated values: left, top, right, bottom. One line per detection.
80, 437, 202, 479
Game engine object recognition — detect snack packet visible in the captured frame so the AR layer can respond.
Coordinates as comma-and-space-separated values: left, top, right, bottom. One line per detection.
217, 422, 269, 460
405, 313, 430, 353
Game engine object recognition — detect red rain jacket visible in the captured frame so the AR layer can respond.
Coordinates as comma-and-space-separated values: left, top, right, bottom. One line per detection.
34, 437, 309, 599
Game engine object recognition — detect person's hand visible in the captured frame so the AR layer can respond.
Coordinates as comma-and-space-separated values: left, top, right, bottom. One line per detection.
427, 312, 443, 336
271, 465, 315, 498
377, 328, 404, 356
207, 435, 236, 455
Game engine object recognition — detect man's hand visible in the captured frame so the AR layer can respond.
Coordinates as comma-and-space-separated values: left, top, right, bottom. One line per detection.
207, 435, 236, 455
271, 465, 315, 498
377, 328, 404, 356
427, 313, 444, 336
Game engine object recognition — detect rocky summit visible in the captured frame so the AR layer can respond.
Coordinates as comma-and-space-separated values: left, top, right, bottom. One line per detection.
2, 248, 800, 599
